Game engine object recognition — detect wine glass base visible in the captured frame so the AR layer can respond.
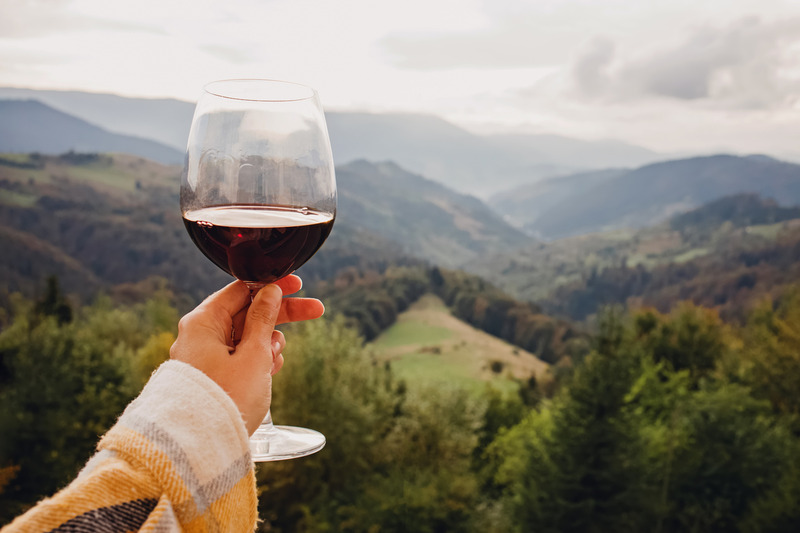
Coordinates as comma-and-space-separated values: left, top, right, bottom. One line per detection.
250, 425, 326, 462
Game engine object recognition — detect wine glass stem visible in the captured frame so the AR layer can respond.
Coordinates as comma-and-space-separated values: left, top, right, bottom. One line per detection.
245, 280, 276, 458
245, 281, 267, 298
250, 410, 277, 457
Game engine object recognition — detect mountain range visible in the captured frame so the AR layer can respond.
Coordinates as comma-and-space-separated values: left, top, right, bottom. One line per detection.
0, 88, 800, 248
0, 87, 668, 197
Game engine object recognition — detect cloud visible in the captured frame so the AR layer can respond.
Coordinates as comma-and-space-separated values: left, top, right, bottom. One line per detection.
570, 16, 800, 109
572, 36, 615, 97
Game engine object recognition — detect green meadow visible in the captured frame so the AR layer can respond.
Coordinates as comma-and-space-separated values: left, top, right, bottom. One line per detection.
369, 294, 548, 395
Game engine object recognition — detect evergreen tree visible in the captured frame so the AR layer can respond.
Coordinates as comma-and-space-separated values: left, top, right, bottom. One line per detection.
510, 308, 651, 532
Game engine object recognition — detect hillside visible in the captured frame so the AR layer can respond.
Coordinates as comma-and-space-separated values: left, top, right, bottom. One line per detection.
0, 152, 223, 304
491, 154, 800, 239
471, 193, 800, 322
336, 160, 532, 267
543, 224, 800, 322
370, 294, 549, 394
0, 100, 184, 165
0, 153, 528, 305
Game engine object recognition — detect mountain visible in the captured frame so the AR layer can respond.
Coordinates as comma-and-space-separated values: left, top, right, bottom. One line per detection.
492, 154, 800, 240
0, 153, 528, 306
469, 192, 800, 322
489, 168, 629, 232
0, 100, 184, 165
0, 87, 195, 151
0, 87, 666, 197
335, 160, 532, 268
324, 112, 583, 197
669, 192, 800, 234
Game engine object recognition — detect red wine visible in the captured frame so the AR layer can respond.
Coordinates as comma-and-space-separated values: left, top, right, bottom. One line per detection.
183, 205, 334, 284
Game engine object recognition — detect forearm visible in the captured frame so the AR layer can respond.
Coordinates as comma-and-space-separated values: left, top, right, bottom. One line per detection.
2, 361, 258, 532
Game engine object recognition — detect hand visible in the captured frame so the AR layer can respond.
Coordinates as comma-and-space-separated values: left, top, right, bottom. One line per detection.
169, 275, 324, 435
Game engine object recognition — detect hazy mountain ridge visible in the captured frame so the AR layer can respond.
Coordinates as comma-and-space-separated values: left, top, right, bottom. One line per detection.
0, 100, 184, 165
325, 112, 587, 196
0, 87, 195, 150
0, 87, 667, 197
491, 154, 800, 239
489, 168, 629, 232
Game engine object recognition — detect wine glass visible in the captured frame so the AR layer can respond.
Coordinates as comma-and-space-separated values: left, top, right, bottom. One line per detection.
181, 79, 336, 461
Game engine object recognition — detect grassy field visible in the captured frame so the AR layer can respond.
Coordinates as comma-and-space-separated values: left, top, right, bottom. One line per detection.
0, 153, 179, 194
369, 294, 549, 395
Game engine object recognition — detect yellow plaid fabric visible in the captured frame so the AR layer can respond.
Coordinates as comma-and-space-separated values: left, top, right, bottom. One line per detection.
2, 361, 258, 532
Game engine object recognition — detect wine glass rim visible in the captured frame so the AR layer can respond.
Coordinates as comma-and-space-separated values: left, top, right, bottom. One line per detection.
203, 78, 317, 102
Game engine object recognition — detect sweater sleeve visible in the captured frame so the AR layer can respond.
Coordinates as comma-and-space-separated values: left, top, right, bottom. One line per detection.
1, 360, 258, 532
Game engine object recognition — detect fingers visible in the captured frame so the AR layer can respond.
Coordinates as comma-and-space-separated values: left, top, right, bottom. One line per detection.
231, 296, 323, 343
274, 274, 303, 296
276, 298, 325, 325
197, 275, 301, 324
199, 280, 251, 318
177, 281, 249, 347
231, 306, 248, 346
271, 330, 285, 375
229, 275, 321, 343
238, 284, 283, 356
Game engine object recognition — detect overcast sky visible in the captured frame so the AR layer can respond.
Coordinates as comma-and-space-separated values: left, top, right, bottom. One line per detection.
2, 0, 800, 159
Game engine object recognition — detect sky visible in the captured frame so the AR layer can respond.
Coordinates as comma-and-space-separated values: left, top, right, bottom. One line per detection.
2, 0, 800, 159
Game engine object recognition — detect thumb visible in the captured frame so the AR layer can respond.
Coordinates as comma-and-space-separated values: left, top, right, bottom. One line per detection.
238, 284, 282, 359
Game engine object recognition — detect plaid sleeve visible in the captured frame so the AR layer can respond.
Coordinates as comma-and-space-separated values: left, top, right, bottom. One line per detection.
1, 360, 258, 532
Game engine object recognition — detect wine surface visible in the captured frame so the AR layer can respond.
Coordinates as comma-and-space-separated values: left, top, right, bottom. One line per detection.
183, 205, 334, 284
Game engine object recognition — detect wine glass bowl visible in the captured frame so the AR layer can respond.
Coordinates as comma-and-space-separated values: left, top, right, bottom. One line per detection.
181, 79, 336, 461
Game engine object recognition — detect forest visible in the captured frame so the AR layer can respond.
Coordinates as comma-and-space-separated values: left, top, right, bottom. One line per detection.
2, 275, 800, 531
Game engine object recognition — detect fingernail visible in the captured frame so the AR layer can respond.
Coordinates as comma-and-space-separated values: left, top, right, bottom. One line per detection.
272, 341, 281, 354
